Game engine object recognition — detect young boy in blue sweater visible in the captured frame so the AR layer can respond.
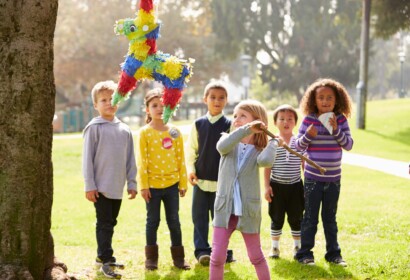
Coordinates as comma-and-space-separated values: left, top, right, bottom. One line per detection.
186, 80, 234, 266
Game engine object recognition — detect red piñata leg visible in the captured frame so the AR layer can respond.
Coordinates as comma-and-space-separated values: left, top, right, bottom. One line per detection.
162, 88, 182, 109
118, 71, 137, 96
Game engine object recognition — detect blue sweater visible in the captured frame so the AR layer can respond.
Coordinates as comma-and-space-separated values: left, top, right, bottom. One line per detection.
195, 115, 231, 181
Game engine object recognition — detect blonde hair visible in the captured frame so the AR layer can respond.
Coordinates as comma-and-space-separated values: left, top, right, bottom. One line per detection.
203, 80, 228, 98
144, 88, 163, 124
91, 80, 117, 104
234, 100, 268, 150
273, 104, 298, 124
300, 78, 352, 117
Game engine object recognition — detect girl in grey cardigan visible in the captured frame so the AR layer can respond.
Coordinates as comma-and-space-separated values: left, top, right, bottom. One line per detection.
210, 100, 282, 280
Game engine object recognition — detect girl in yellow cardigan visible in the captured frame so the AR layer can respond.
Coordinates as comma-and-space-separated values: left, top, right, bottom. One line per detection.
137, 88, 190, 271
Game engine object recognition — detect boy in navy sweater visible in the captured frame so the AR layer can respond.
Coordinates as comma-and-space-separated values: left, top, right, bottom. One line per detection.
187, 80, 234, 266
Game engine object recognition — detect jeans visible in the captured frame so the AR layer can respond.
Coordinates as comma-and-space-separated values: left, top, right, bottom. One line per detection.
210, 215, 270, 280
192, 185, 215, 259
94, 193, 122, 263
145, 183, 182, 246
296, 178, 342, 261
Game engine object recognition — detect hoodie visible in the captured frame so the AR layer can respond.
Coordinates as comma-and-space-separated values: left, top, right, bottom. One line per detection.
82, 116, 137, 199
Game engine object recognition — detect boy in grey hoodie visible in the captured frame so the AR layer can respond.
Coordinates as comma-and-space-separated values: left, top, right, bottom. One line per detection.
82, 80, 137, 279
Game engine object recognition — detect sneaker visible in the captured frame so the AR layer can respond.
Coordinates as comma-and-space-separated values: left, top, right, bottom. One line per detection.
96, 258, 125, 270
100, 264, 122, 279
198, 254, 210, 266
298, 258, 315, 266
329, 257, 347, 267
293, 246, 300, 258
268, 247, 280, 259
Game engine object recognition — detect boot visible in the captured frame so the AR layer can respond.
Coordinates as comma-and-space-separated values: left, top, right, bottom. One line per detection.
145, 245, 158, 270
170, 245, 190, 270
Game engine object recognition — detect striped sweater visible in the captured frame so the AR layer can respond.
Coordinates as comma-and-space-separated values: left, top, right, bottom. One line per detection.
295, 113, 353, 182
270, 136, 302, 184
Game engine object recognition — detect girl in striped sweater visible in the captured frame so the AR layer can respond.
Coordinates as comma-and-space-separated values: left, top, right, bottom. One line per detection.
294, 78, 353, 267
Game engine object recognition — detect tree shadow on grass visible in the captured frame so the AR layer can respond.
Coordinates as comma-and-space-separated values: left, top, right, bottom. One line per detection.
364, 128, 410, 147
270, 258, 357, 280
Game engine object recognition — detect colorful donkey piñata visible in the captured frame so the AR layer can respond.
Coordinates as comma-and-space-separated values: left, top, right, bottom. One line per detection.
112, 0, 194, 123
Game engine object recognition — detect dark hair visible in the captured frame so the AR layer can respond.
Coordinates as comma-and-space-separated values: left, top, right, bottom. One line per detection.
300, 78, 352, 117
144, 88, 163, 124
203, 80, 228, 98
273, 104, 298, 124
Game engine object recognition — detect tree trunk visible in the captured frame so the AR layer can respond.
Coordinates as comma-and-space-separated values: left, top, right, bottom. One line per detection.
0, 1, 69, 279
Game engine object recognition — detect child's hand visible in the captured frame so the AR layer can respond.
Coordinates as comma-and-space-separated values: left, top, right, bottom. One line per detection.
141, 189, 151, 203
264, 186, 274, 203
248, 120, 266, 134
306, 124, 317, 138
86, 190, 99, 203
275, 137, 284, 147
179, 189, 187, 197
128, 189, 137, 200
188, 173, 198, 186
329, 115, 338, 131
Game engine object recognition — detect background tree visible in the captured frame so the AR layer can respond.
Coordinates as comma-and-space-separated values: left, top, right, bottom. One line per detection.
211, 0, 361, 106
372, 0, 410, 39
0, 1, 69, 279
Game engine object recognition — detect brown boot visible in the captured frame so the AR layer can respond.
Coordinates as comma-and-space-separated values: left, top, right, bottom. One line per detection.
145, 245, 158, 270
170, 246, 190, 270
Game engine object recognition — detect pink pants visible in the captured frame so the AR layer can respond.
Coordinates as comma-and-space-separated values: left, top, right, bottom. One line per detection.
210, 215, 270, 280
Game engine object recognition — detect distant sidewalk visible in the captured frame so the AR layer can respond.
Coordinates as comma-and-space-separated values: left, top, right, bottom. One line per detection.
53, 124, 410, 180
342, 153, 409, 180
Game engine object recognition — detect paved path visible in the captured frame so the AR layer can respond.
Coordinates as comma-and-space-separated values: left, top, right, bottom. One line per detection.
54, 125, 409, 180
342, 153, 409, 180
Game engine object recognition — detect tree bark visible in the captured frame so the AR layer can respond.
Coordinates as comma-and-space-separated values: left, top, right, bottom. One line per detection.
0, 1, 69, 279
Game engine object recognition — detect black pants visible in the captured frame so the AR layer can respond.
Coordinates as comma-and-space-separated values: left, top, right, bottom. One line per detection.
94, 193, 122, 263
268, 180, 304, 234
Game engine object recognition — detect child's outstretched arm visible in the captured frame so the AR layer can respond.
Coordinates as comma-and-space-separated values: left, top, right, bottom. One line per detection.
257, 138, 279, 167
216, 123, 258, 155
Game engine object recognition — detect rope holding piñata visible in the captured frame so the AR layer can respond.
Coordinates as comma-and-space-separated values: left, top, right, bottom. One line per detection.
112, 0, 194, 123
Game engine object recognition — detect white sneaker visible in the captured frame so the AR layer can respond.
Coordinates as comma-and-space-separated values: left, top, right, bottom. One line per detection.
268, 247, 280, 259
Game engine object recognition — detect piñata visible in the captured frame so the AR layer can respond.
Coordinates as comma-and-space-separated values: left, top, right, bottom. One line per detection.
112, 0, 194, 123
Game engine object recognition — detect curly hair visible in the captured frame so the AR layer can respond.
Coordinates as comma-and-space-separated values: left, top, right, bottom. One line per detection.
299, 78, 352, 118
234, 100, 268, 151
144, 87, 163, 124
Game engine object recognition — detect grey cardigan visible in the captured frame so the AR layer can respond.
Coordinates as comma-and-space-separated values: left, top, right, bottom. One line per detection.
213, 125, 278, 233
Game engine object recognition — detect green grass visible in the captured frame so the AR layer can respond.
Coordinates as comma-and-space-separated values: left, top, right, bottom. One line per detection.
51, 99, 410, 279
348, 98, 410, 161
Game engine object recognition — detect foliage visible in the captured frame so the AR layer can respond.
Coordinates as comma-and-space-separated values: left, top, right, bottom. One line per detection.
372, 0, 410, 39
54, 0, 227, 102
211, 0, 362, 102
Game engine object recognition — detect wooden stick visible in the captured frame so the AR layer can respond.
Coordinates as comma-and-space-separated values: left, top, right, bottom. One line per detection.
261, 128, 327, 175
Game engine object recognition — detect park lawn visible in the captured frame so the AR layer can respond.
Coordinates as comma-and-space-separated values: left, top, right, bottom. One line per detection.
51, 98, 410, 279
